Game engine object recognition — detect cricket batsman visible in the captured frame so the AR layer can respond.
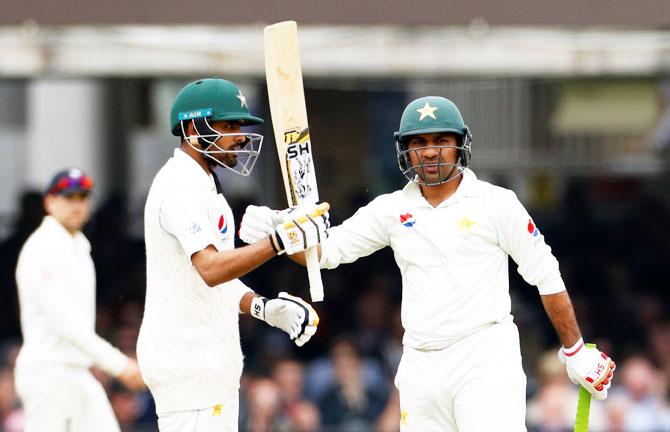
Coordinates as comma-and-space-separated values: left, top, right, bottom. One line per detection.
136, 78, 327, 431
239, 96, 616, 431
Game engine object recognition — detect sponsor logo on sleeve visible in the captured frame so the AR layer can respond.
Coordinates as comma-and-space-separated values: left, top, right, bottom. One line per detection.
218, 215, 228, 234
527, 218, 539, 237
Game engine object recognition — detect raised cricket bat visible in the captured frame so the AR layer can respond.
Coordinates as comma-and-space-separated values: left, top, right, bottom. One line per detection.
264, 20, 324, 302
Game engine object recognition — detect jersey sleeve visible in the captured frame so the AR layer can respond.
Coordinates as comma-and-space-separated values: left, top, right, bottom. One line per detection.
228, 278, 254, 312
320, 197, 391, 269
160, 187, 217, 260
496, 190, 567, 295
23, 255, 129, 376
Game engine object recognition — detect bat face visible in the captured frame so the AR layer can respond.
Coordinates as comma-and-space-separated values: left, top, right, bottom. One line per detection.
284, 127, 318, 206
265, 20, 325, 301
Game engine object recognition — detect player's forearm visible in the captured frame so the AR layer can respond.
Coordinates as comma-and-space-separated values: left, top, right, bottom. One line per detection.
192, 240, 276, 286
540, 290, 582, 347
239, 291, 258, 315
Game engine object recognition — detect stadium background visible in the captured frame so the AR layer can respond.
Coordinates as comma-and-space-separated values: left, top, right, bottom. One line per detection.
0, 2, 669, 430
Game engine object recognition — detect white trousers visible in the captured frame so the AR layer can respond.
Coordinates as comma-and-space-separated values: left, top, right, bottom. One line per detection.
15, 370, 120, 432
157, 395, 239, 432
395, 322, 527, 432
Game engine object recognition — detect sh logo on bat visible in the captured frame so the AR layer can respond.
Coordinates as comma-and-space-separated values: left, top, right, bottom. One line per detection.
284, 127, 315, 201
284, 128, 312, 159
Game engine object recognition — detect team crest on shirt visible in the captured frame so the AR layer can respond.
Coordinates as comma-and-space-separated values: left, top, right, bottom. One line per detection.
457, 216, 476, 240
400, 213, 416, 227
527, 218, 539, 237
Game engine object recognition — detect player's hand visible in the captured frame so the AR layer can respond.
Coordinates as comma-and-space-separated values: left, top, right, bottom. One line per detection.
117, 358, 146, 392
239, 205, 284, 244
250, 292, 319, 346
270, 203, 330, 255
558, 338, 616, 400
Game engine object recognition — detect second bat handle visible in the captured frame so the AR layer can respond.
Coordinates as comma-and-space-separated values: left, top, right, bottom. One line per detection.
573, 343, 596, 432
305, 246, 324, 302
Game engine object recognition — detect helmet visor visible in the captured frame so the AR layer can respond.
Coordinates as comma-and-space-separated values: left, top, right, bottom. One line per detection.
181, 119, 263, 176
397, 145, 466, 186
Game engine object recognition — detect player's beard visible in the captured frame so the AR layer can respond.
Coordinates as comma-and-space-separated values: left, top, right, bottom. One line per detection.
207, 153, 238, 169
416, 161, 460, 185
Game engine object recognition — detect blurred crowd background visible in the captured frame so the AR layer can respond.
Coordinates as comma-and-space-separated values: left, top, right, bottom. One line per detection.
2, 1, 670, 431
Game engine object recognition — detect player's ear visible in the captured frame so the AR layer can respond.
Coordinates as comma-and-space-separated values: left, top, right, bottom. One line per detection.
182, 121, 200, 148
43, 194, 55, 214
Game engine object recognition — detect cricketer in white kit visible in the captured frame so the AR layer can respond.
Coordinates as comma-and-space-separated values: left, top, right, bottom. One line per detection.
137, 78, 326, 432
239, 96, 616, 431
15, 169, 145, 432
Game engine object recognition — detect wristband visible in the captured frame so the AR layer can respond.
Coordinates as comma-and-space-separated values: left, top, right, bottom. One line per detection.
269, 233, 285, 255
563, 337, 585, 357
250, 296, 267, 321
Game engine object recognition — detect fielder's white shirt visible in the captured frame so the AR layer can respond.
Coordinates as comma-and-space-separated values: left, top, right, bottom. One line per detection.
137, 148, 251, 414
321, 168, 566, 350
15, 216, 128, 377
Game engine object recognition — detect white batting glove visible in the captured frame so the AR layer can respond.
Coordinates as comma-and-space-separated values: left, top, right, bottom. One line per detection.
239, 205, 284, 244
250, 292, 319, 346
558, 338, 616, 400
269, 203, 330, 255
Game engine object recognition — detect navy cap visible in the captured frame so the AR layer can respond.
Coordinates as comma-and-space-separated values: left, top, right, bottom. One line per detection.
46, 168, 94, 196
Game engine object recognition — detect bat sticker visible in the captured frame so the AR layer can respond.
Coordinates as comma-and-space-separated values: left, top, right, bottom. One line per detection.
283, 128, 318, 204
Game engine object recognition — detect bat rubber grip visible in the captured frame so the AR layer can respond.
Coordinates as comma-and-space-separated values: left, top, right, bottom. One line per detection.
574, 343, 597, 432
305, 247, 323, 302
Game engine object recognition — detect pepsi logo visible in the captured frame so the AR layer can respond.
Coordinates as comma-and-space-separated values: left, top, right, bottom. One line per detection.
218, 215, 228, 234
400, 213, 416, 227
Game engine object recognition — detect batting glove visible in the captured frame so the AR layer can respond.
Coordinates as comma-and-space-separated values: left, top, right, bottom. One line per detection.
269, 203, 330, 255
250, 292, 319, 346
239, 205, 284, 244
558, 338, 616, 400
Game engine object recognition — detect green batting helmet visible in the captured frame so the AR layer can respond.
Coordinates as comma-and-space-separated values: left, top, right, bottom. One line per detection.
170, 78, 263, 136
395, 96, 469, 141
394, 96, 472, 185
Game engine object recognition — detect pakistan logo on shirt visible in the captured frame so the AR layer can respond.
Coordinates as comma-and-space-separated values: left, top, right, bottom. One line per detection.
457, 216, 476, 240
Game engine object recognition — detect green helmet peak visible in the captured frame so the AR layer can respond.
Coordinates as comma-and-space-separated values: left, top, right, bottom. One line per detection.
395, 96, 473, 186
170, 78, 263, 136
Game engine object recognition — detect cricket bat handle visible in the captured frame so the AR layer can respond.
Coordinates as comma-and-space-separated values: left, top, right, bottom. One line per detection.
305, 247, 323, 302
281, 202, 330, 229
281, 202, 328, 302
574, 343, 596, 432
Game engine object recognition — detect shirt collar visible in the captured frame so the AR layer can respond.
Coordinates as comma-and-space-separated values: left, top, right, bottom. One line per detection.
173, 148, 218, 193
42, 215, 90, 252
402, 168, 479, 207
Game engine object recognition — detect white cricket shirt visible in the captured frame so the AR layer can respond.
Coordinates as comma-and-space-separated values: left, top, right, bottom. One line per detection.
137, 148, 251, 414
15, 216, 128, 377
321, 169, 566, 350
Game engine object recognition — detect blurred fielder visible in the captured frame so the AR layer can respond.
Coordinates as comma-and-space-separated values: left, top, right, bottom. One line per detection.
14, 169, 145, 432
240, 96, 616, 431
136, 78, 326, 432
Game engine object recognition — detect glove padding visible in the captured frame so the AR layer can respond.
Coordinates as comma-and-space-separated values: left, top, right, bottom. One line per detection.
239, 203, 330, 251
558, 338, 616, 400
251, 292, 319, 347
239, 205, 285, 245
